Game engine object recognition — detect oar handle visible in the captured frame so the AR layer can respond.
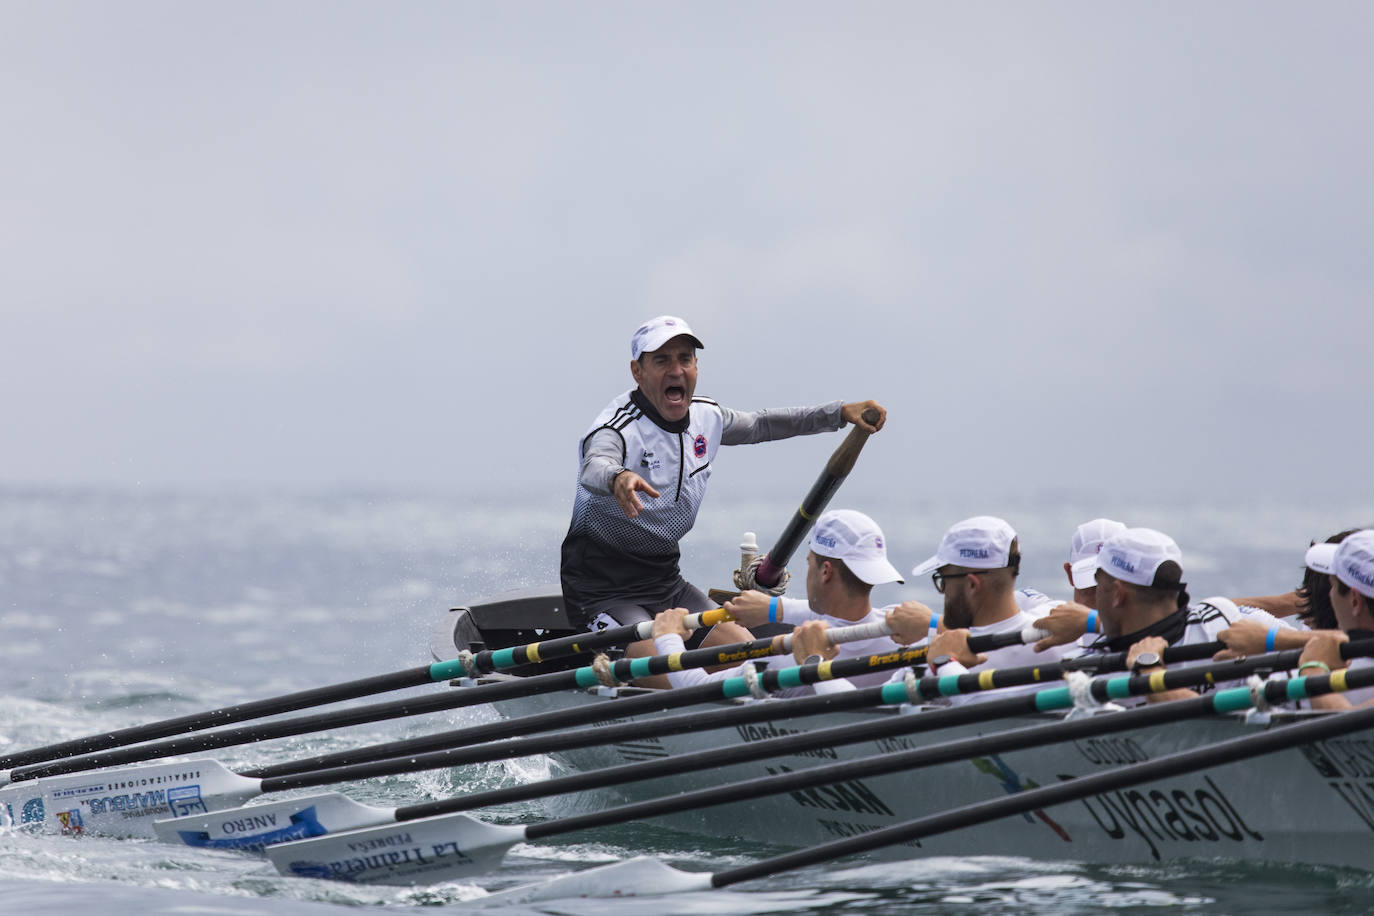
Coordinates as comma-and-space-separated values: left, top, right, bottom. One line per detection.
754, 406, 881, 587
467, 608, 735, 674
633, 607, 733, 641
777, 617, 895, 653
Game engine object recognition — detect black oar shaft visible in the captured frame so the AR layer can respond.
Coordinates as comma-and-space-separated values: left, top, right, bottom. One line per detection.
6, 628, 907, 782
253, 632, 1043, 783
524, 690, 1223, 843
755, 406, 880, 587
0, 666, 436, 771
709, 698, 1374, 887
400, 650, 1312, 817
244, 643, 931, 780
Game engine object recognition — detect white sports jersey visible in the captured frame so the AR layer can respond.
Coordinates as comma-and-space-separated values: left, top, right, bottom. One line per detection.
1079, 597, 1298, 707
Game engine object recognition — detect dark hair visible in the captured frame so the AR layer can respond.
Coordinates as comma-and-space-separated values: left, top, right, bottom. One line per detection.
1124, 560, 1189, 610
1297, 528, 1362, 629
824, 556, 870, 595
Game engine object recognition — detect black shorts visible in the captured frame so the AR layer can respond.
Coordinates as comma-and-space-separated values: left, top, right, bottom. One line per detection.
582, 581, 715, 651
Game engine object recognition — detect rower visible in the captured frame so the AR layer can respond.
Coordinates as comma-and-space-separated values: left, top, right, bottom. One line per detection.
651, 509, 905, 695
1021, 518, 1127, 651
1295, 529, 1374, 709
1037, 527, 1300, 704
560, 314, 886, 684
900, 516, 1079, 704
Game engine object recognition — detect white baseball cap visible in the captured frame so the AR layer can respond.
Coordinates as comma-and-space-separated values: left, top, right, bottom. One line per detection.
1068, 518, 1128, 589
630, 316, 705, 361
1096, 527, 1184, 588
808, 509, 904, 586
1305, 542, 1338, 574
912, 516, 1017, 577
1332, 530, 1374, 599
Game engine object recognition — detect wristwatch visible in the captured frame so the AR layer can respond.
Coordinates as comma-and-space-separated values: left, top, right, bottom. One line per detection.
1131, 651, 1163, 675
803, 654, 824, 666
930, 653, 953, 670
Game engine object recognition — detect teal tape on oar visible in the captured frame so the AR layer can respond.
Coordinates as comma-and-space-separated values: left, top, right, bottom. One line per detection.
1032, 686, 1070, 711
879, 682, 911, 705
721, 680, 752, 699
776, 668, 806, 690
1288, 677, 1313, 701
1105, 676, 1133, 700
937, 675, 963, 697
1211, 686, 1258, 714
429, 660, 469, 681
575, 668, 601, 689
490, 648, 518, 670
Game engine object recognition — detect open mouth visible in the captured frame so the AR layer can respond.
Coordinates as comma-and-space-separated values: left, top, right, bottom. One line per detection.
664, 385, 686, 404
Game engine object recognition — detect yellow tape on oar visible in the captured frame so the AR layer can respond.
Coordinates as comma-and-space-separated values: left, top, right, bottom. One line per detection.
699, 607, 734, 626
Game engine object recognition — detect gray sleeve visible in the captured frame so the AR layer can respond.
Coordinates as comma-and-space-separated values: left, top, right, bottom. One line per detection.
579, 427, 627, 493
719, 400, 845, 445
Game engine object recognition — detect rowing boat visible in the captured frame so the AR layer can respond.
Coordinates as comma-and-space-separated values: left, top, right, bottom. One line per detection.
415, 587, 1374, 874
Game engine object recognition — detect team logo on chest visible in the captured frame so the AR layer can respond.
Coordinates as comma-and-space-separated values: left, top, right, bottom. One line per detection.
693, 435, 708, 458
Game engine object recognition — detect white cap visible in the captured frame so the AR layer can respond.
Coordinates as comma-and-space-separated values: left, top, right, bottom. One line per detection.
912, 516, 1017, 577
1068, 518, 1128, 589
1332, 530, 1374, 598
1096, 527, 1184, 588
1305, 542, 1338, 575
808, 509, 904, 586
630, 316, 705, 361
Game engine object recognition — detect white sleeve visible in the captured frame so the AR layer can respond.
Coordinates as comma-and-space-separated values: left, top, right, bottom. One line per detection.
779, 597, 821, 623
654, 633, 746, 687
810, 676, 857, 694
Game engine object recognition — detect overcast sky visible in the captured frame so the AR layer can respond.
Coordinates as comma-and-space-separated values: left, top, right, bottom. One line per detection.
2, 2, 1370, 507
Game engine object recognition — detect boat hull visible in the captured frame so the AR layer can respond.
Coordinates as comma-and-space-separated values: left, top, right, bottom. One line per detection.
489, 685, 1374, 870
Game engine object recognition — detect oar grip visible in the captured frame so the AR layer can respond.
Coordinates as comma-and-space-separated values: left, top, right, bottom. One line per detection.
754, 407, 883, 589
823, 406, 882, 477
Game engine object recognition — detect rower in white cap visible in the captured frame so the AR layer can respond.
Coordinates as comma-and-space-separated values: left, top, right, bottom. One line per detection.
651, 508, 905, 695
1296, 530, 1374, 709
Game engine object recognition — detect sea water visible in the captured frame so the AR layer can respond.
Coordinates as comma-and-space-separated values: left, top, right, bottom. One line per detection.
2, 485, 1373, 915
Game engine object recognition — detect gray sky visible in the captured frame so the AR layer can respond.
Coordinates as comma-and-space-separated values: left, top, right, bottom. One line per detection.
3, 1, 1371, 504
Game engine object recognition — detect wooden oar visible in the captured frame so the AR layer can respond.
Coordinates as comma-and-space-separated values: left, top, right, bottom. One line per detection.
0, 607, 730, 772
260, 665, 1374, 887
3, 616, 913, 783
152, 644, 1351, 852
750, 406, 881, 588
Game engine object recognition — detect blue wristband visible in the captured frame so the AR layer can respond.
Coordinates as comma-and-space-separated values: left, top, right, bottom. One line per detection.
1266, 627, 1278, 652
768, 597, 779, 623
929, 613, 940, 630
1086, 610, 1098, 634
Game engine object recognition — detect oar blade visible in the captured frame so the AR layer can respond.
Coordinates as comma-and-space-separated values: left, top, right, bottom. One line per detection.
264, 811, 526, 885
475, 855, 712, 906
0, 759, 261, 839
153, 791, 395, 851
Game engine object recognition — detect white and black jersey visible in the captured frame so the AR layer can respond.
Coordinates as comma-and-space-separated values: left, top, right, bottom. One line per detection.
1079, 597, 1297, 706
560, 388, 842, 623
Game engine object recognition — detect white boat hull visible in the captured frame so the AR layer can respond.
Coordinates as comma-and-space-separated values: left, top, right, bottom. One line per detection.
489, 686, 1374, 870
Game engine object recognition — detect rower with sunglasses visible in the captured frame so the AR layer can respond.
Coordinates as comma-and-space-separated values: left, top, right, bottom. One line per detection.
908, 516, 1081, 704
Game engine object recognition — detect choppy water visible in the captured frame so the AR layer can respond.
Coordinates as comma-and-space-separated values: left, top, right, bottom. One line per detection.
2, 485, 1373, 914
